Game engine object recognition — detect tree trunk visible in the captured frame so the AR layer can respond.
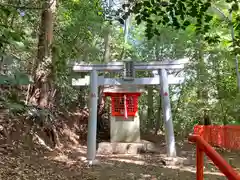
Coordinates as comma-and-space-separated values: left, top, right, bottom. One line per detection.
147, 86, 154, 130
154, 41, 163, 134
30, 0, 56, 108
96, 23, 112, 141
29, 0, 61, 148
103, 25, 111, 64
98, 24, 111, 114
196, 35, 211, 125
213, 54, 227, 125
155, 92, 163, 134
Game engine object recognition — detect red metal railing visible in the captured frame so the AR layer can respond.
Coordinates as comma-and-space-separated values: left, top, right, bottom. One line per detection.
188, 135, 240, 180
194, 125, 240, 150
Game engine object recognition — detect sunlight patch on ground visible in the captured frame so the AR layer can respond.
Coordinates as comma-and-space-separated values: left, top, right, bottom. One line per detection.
50, 153, 77, 165
42, 144, 228, 179
46, 152, 87, 166
67, 145, 87, 153
168, 165, 225, 177
108, 157, 146, 165
97, 154, 142, 159
105, 156, 225, 177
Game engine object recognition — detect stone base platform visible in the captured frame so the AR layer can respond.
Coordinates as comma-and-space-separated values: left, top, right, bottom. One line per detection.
97, 141, 159, 155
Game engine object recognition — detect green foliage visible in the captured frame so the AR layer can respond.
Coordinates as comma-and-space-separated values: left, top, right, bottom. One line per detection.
0, 73, 32, 85
120, 0, 214, 40
0, 54, 32, 85
118, 0, 240, 60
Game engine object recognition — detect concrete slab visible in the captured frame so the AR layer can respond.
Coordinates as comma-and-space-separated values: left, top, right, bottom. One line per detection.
97, 141, 159, 155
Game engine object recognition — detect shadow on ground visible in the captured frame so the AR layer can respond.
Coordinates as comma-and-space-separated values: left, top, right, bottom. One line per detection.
44, 144, 228, 179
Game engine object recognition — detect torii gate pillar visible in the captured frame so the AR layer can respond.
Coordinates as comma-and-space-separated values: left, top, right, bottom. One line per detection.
160, 69, 176, 157
87, 70, 98, 161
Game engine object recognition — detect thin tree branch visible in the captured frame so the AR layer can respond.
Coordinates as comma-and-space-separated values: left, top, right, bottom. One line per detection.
0, 3, 42, 10
211, 5, 230, 22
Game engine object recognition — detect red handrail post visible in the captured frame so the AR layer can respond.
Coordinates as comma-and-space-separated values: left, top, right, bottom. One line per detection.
189, 135, 240, 180
196, 144, 204, 180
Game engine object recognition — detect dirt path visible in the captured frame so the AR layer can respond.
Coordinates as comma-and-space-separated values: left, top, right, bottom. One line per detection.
1, 140, 239, 180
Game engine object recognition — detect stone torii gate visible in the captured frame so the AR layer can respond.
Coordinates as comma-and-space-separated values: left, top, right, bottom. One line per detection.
72, 58, 188, 163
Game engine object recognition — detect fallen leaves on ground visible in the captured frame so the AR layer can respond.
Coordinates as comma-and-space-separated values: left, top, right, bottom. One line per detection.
0, 141, 233, 180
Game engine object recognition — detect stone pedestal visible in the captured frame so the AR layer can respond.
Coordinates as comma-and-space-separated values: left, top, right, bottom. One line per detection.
110, 113, 140, 143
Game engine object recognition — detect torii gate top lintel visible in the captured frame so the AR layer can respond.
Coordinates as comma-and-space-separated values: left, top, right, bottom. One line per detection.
72, 58, 189, 72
